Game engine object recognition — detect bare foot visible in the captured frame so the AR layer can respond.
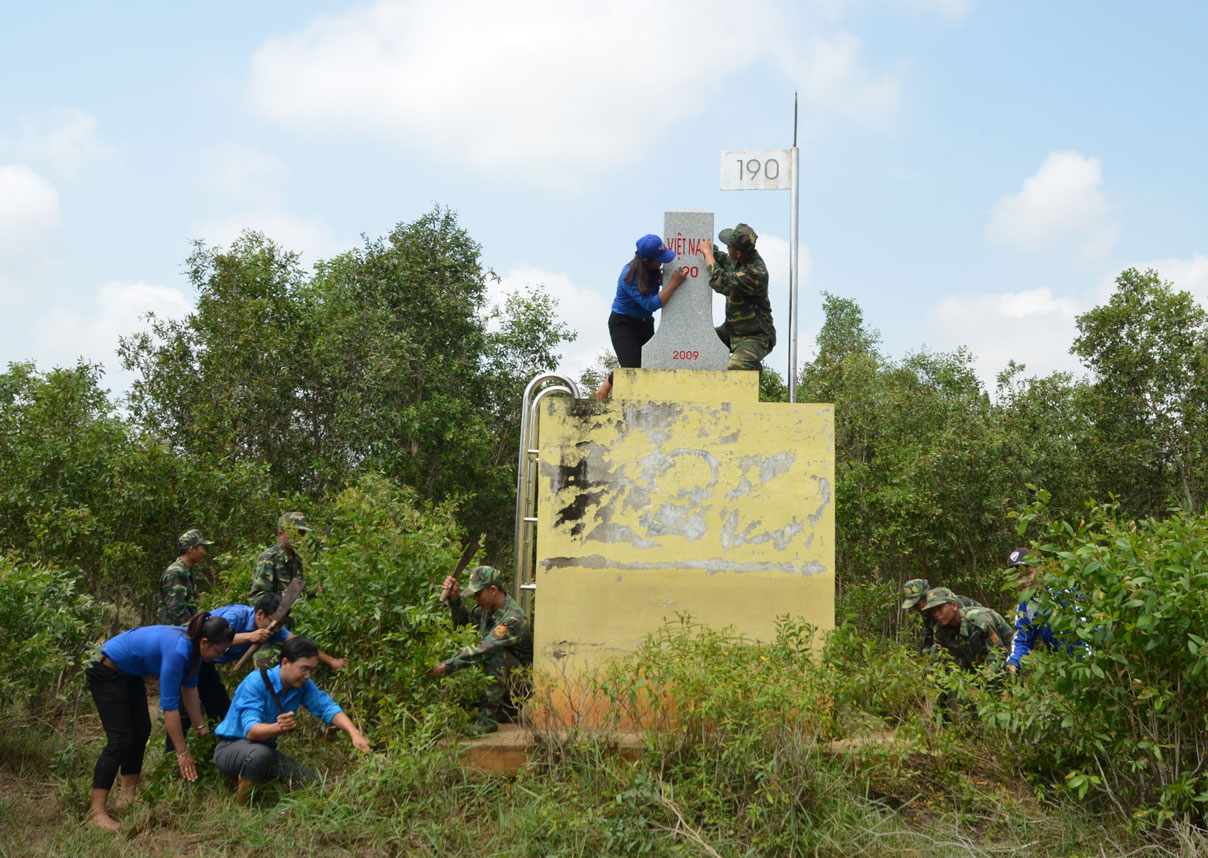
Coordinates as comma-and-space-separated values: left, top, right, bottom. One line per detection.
87, 809, 121, 831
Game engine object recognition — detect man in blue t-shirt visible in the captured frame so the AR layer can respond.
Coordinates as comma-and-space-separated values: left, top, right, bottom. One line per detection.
213, 636, 369, 803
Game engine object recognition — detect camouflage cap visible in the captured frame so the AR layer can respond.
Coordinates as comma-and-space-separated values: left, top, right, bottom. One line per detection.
177, 529, 214, 552
920, 586, 958, 612
900, 578, 931, 609
1007, 548, 1030, 568
462, 565, 506, 597
277, 512, 310, 533
718, 222, 758, 252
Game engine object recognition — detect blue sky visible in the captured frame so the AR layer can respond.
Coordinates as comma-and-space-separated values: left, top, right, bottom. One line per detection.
3, 1, 1206, 396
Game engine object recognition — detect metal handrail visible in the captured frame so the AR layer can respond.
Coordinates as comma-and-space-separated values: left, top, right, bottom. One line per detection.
513, 373, 583, 617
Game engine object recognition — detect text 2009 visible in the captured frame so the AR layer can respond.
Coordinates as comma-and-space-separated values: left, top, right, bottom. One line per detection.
672, 350, 700, 360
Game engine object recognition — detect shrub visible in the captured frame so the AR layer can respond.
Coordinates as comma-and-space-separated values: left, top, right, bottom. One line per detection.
985, 495, 1208, 826
0, 559, 103, 715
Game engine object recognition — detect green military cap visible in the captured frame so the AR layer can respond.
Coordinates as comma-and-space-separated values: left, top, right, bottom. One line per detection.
462, 565, 506, 597
177, 529, 214, 552
900, 578, 930, 609
718, 222, 758, 252
277, 512, 310, 533
920, 586, 958, 612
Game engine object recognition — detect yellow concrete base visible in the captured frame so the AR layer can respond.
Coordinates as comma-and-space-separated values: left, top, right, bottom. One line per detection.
532, 368, 835, 727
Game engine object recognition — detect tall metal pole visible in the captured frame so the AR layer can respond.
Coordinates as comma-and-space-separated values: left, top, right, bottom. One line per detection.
788, 93, 800, 403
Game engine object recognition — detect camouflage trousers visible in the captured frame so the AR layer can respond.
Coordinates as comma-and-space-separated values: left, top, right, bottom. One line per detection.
480, 648, 529, 722
716, 326, 773, 371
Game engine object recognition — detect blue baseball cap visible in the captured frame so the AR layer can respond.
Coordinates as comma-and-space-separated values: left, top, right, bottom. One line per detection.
636, 234, 675, 263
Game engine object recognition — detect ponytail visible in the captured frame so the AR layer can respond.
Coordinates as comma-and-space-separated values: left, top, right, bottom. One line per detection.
184, 611, 235, 678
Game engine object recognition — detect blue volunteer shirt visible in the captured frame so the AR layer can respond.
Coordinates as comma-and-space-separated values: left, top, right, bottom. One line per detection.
211, 603, 290, 664
215, 664, 343, 744
610, 262, 665, 319
99, 625, 197, 711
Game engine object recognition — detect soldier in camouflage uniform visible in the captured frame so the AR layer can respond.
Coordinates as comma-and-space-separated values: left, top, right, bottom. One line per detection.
157, 529, 227, 749
429, 565, 533, 734
157, 529, 213, 625
699, 223, 776, 371
249, 512, 309, 602
922, 587, 1012, 669
899, 578, 982, 653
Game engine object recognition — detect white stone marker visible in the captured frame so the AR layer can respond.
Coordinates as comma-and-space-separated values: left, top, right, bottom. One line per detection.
642, 210, 730, 371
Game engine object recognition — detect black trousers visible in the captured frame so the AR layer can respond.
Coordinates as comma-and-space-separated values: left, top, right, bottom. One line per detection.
87, 662, 152, 790
165, 661, 229, 752
608, 311, 655, 383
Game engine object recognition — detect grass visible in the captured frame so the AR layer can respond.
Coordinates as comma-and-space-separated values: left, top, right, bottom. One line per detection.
2, 702, 1202, 858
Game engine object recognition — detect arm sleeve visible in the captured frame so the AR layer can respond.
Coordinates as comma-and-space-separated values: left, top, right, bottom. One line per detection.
707, 253, 767, 299
233, 679, 271, 739
445, 614, 528, 673
1007, 604, 1035, 667
299, 680, 344, 725
159, 569, 197, 625
448, 598, 478, 627
249, 557, 274, 599
157, 641, 192, 711
618, 274, 664, 314
269, 625, 291, 645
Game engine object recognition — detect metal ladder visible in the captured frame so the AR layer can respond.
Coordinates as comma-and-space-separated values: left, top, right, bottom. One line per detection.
513, 372, 584, 618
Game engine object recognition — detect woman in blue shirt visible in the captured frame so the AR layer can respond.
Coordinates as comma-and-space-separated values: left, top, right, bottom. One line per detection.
213, 635, 370, 804
594, 234, 688, 399
86, 612, 234, 830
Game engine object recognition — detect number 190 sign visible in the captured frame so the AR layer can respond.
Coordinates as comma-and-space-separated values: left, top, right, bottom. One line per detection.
720, 149, 794, 191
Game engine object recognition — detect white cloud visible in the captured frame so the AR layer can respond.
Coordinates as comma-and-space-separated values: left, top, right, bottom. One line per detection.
778, 31, 902, 129
4, 109, 110, 178
0, 164, 61, 301
199, 143, 288, 202
986, 151, 1117, 258
247, 0, 904, 188
191, 210, 341, 263
927, 287, 1083, 388
31, 280, 192, 374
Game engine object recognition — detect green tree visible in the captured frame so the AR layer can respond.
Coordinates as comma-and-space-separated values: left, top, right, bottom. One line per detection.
121, 207, 574, 562
1072, 267, 1208, 515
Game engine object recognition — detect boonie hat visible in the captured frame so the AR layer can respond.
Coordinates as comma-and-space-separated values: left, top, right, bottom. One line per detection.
921, 586, 958, 612
177, 529, 214, 552
462, 565, 506, 597
278, 512, 311, 533
900, 578, 930, 610
1007, 548, 1030, 568
718, 223, 757, 252
636, 234, 676, 263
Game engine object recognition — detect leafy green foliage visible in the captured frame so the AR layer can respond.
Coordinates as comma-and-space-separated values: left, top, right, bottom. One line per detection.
1072, 267, 1208, 516
986, 494, 1208, 825
0, 560, 103, 714
119, 208, 574, 560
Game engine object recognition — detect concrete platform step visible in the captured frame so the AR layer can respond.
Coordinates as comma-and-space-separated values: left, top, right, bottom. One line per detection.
456, 723, 646, 775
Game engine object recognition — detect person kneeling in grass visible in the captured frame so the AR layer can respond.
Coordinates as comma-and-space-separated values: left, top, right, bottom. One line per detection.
212, 636, 370, 803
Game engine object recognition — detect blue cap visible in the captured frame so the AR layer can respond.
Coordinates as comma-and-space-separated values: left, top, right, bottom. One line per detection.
636, 234, 675, 263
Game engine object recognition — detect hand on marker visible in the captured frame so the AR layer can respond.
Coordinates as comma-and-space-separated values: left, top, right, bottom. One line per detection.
669, 267, 689, 287
698, 240, 715, 265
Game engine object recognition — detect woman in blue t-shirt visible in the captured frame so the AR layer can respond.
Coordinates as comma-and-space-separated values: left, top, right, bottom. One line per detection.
594, 234, 688, 399
85, 612, 234, 830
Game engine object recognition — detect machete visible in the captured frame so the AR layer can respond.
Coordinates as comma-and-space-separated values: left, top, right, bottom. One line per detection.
233, 576, 305, 671
438, 533, 485, 603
